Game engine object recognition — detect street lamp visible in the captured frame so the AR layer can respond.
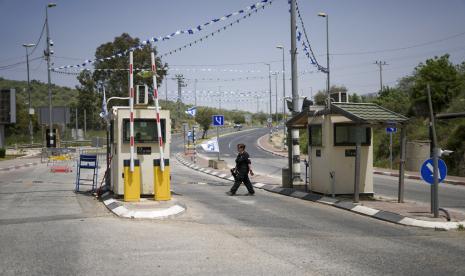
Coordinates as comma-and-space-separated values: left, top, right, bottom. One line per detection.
45, 2, 56, 147
23, 43, 35, 145
318, 12, 330, 111
264, 63, 272, 137
276, 45, 286, 148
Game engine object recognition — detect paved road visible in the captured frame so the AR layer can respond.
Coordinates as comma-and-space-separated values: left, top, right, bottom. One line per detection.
1, 137, 464, 275
199, 127, 465, 213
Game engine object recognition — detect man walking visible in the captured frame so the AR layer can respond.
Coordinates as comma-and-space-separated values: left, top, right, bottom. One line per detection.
227, 143, 255, 196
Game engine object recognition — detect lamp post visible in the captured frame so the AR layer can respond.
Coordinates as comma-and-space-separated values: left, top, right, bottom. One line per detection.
45, 3, 56, 146
276, 45, 286, 148
318, 12, 330, 110
264, 63, 272, 137
23, 43, 35, 145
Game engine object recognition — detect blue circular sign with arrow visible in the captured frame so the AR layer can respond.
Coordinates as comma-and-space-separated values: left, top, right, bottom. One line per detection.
420, 158, 447, 185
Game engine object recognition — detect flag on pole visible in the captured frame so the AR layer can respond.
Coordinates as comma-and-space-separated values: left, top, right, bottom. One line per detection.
201, 137, 219, 152
185, 106, 197, 117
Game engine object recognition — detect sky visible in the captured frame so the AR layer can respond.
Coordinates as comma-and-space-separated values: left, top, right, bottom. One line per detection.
1, 0, 465, 113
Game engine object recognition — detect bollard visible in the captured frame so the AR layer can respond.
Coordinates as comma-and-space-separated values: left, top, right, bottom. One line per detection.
123, 159, 140, 202
154, 159, 171, 201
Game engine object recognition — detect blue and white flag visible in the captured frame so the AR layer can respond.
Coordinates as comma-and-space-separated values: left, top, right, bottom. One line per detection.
201, 137, 219, 152
185, 106, 197, 117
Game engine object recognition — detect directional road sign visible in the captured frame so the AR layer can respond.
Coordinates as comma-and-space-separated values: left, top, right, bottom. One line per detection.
420, 158, 447, 185
386, 127, 397, 133
212, 115, 224, 126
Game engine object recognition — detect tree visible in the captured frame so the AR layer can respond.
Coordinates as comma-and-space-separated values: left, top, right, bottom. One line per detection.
75, 33, 168, 131
373, 87, 410, 115
195, 107, 215, 138
409, 54, 463, 116
313, 91, 326, 105
349, 93, 362, 103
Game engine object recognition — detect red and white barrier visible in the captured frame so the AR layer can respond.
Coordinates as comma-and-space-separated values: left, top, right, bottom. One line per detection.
151, 52, 165, 171
129, 51, 135, 172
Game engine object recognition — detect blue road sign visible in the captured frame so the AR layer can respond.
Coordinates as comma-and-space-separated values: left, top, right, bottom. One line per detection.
386, 127, 397, 133
212, 115, 224, 126
420, 158, 447, 185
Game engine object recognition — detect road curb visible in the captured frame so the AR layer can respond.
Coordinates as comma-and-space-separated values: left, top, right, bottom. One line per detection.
373, 170, 465, 186
175, 153, 465, 230
257, 134, 465, 186
0, 162, 40, 172
101, 192, 186, 219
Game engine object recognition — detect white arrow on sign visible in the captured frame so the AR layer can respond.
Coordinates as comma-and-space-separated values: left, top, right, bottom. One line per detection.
426, 162, 441, 179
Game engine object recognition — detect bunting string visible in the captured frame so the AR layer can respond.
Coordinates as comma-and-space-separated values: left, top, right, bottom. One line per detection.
294, 0, 327, 73
52, 0, 272, 71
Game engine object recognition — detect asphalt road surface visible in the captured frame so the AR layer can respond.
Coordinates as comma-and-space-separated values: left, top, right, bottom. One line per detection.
0, 136, 464, 275
199, 127, 465, 213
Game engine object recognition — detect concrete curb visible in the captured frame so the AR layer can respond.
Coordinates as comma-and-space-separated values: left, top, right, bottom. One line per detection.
256, 136, 288, 158
176, 153, 465, 231
101, 192, 186, 219
257, 134, 465, 186
373, 170, 465, 186
0, 162, 40, 172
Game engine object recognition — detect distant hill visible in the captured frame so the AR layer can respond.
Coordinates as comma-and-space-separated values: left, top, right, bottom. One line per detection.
0, 77, 79, 108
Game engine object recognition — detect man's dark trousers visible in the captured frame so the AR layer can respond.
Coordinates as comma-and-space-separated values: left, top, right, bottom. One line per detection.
230, 174, 255, 194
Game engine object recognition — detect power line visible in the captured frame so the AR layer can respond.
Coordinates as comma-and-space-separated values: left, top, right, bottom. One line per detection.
332, 31, 465, 56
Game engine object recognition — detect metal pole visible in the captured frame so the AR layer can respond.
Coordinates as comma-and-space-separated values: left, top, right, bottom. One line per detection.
84, 109, 87, 139
389, 131, 393, 170
354, 127, 361, 203
22, 46, 34, 145
275, 73, 278, 126
281, 47, 286, 148
193, 125, 197, 163
398, 126, 406, 203
325, 15, 330, 111
216, 126, 220, 161
218, 87, 222, 111
75, 107, 78, 139
427, 84, 439, 217
290, 0, 301, 182
375, 61, 387, 93
268, 63, 272, 126
45, 5, 54, 147
194, 79, 197, 106
165, 76, 168, 101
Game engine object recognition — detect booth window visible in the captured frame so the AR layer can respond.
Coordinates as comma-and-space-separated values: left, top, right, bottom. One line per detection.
122, 119, 166, 143
334, 123, 371, 146
309, 124, 322, 146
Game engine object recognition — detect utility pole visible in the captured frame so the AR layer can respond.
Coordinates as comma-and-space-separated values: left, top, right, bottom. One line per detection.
290, 0, 301, 184
165, 75, 168, 101
274, 73, 278, 124
45, 3, 56, 147
194, 79, 198, 106
264, 63, 272, 136
256, 95, 259, 113
218, 86, 222, 111
175, 74, 186, 126
23, 43, 35, 145
375, 61, 388, 93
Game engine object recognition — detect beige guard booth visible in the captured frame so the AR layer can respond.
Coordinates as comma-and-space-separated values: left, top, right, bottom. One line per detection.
110, 106, 171, 196
286, 102, 408, 201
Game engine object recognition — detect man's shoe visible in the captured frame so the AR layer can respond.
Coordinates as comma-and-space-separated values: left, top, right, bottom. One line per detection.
226, 191, 236, 196
246, 192, 255, 196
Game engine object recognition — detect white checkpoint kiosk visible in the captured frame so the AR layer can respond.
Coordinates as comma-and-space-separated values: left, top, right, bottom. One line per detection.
110, 105, 171, 196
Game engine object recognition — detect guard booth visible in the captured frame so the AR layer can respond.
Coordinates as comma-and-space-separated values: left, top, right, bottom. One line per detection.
109, 92, 171, 200
286, 102, 408, 201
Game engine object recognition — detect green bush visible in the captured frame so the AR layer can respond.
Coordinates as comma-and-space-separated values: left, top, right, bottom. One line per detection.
0, 148, 5, 158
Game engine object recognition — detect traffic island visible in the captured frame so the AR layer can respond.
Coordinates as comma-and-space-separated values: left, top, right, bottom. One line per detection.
101, 192, 186, 219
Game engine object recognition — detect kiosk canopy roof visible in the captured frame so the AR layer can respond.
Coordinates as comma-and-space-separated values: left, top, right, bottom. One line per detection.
331, 103, 408, 125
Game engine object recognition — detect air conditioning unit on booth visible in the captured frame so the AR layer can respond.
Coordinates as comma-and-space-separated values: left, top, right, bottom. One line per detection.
136, 85, 149, 106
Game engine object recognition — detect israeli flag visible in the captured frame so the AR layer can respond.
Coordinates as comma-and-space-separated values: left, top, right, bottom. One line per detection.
185, 106, 197, 117
201, 137, 219, 152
